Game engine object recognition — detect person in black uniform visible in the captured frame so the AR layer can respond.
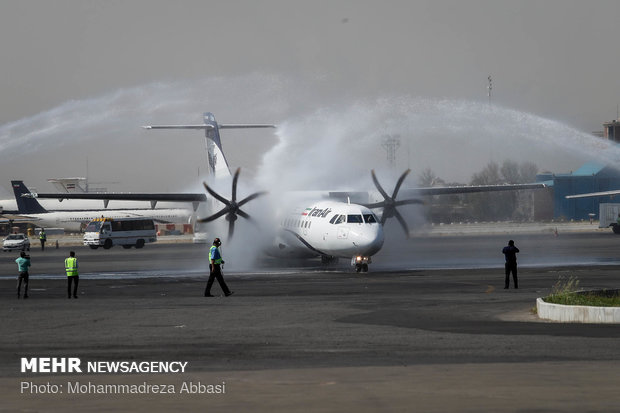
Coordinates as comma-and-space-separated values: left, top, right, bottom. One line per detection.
502, 240, 519, 289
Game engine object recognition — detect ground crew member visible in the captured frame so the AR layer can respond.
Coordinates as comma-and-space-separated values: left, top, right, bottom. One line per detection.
65, 251, 79, 299
39, 228, 47, 251
502, 240, 519, 289
204, 238, 233, 297
16, 251, 31, 299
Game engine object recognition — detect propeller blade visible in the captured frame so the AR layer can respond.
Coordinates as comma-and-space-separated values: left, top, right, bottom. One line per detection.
236, 209, 252, 220
391, 169, 411, 200
199, 168, 264, 241
231, 167, 240, 203
203, 182, 231, 206
371, 170, 390, 201
197, 207, 230, 223
228, 219, 235, 239
394, 198, 425, 207
367, 169, 416, 235
363, 201, 388, 209
393, 209, 410, 239
237, 191, 268, 207
380, 210, 390, 225
237, 209, 263, 230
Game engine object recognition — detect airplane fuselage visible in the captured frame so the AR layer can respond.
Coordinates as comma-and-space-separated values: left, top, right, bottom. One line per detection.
271, 200, 384, 262
7, 208, 191, 232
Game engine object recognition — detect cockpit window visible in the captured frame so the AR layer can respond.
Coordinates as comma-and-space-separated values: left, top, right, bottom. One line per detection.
347, 215, 363, 223
330, 215, 346, 224
363, 214, 378, 224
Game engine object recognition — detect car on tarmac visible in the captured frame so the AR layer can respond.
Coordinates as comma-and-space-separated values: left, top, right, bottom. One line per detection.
2, 233, 31, 252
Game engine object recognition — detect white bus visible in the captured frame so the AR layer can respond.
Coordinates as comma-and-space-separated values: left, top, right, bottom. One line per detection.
83, 217, 157, 249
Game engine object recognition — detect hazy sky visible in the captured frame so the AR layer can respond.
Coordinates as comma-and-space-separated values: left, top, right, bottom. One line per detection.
1, 0, 620, 193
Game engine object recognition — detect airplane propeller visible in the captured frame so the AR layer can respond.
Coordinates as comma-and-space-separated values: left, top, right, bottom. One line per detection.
363, 169, 424, 238
197, 168, 267, 240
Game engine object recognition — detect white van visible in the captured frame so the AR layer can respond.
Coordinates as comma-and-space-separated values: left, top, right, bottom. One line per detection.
83, 217, 157, 249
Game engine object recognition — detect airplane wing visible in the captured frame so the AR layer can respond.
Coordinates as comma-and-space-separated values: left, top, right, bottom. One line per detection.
405, 182, 547, 196
21, 192, 206, 210
565, 190, 620, 199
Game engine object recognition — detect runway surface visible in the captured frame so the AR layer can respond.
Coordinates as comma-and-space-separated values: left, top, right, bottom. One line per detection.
2, 230, 620, 411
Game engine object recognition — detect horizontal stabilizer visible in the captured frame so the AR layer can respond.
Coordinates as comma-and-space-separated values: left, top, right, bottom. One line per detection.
142, 124, 275, 130
142, 124, 214, 130
219, 124, 276, 129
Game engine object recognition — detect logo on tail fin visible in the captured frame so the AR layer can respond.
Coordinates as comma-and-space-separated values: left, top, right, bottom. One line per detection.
11, 181, 47, 214
203, 112, 231, 179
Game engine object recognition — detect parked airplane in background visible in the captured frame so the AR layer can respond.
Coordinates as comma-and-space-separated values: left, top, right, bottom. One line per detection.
25, 112, 545, 271
2, 181, 193, 233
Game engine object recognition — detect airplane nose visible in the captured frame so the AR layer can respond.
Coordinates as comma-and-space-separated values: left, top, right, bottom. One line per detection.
351, 225, 384, 256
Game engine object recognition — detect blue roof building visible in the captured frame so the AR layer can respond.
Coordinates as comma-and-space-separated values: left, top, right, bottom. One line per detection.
549, 162, 620, 220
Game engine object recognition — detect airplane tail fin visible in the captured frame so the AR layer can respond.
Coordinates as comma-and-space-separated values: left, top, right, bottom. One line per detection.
203, 112, 233, 179
11, 181, 48, 214
143, 112, 275, 180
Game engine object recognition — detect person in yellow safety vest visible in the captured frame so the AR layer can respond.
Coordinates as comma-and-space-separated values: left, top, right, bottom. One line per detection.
204, 238, 233, 297
39, 228, 47, 251
65, 250, 79, 299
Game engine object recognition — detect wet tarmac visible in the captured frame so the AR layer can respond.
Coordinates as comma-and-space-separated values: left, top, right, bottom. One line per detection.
2, 231, 620, 411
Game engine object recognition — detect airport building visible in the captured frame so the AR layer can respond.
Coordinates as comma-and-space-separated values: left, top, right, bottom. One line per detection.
531, 117, 620, 221
538, 162, 620, 221
603, 119, 620, 142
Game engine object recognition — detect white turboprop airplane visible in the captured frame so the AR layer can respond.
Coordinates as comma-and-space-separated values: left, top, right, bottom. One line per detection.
3, 181, 193, 233
26, 112, 545, 271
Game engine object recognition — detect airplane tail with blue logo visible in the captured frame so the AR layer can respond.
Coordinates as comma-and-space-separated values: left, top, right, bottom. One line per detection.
143, 112, 275, 180
11, 181, 48, 214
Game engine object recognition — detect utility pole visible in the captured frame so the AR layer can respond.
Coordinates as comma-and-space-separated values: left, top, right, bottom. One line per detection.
382, 134, 401, 167
488, 75, 492, 105
488, 75, 494, 162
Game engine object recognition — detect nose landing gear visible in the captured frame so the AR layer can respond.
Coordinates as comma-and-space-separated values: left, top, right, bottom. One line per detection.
352, 256, 371, 273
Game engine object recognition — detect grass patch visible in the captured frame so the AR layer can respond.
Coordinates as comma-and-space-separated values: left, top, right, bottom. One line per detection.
543, 275, 620, 307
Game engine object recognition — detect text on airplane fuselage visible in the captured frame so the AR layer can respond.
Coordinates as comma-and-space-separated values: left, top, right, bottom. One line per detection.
302, 207, 332, 218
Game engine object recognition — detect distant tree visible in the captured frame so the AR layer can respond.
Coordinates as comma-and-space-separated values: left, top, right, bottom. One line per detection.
519, 162, 539, 183
418, 168, 437, 187
471, 161, 502, 185
418, 160, 540, 223
467, 160, 538, 220
500, 160, 521, 184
